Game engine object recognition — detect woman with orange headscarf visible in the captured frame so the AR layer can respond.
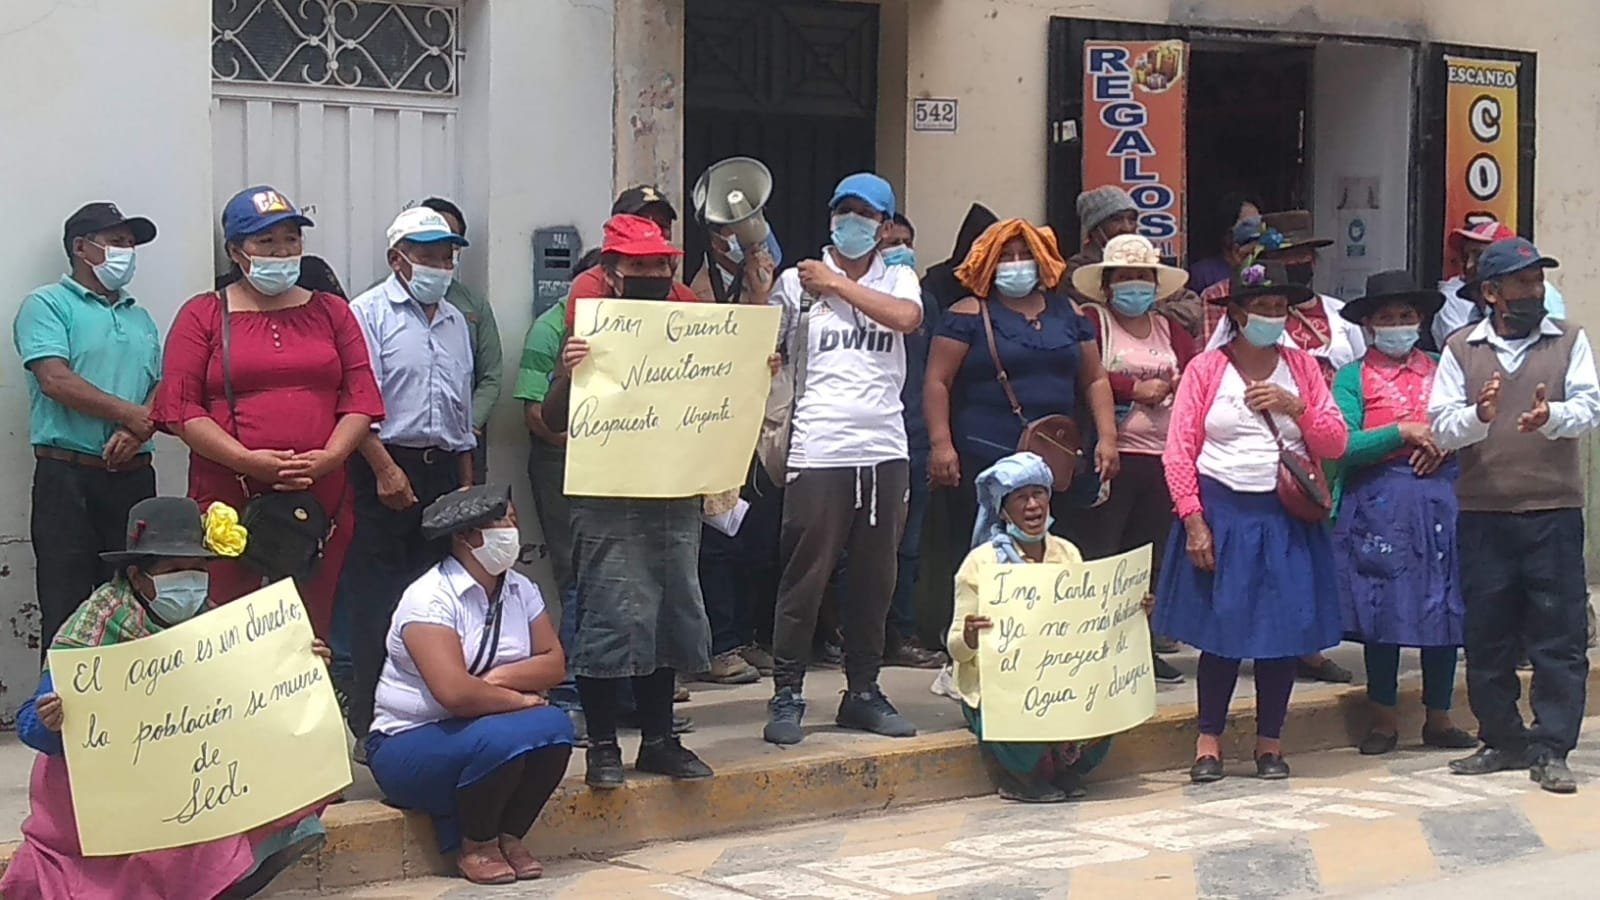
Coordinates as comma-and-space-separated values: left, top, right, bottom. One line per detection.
923, 218, 1120, 553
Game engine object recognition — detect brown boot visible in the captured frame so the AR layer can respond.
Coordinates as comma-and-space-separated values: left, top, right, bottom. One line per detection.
456, 839, 516, 885
498, 835, 545, 880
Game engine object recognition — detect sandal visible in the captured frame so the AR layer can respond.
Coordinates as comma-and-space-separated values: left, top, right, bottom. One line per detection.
457, 841, 517, 885
499, 835, 545, 880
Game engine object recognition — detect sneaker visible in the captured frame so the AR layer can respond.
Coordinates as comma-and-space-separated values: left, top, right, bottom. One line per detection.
814, 641, 844, 669
636, 736, 713, 780
1152, 636, 1183, 655
929, 664, 962, 702
696, 649, 761, 685
764, 688, 807, 745
836, 688, 917, 738
585, 742, 626, 789
884, 640, 948, 670
740, 644, 776, 676
1153, 655, 1185, 685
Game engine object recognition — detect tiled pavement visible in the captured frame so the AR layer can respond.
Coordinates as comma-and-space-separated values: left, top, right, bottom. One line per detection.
292, 717, 1600, 899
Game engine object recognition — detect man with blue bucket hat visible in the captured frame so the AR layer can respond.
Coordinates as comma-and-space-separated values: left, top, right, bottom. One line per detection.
1429, 236, 1600, 793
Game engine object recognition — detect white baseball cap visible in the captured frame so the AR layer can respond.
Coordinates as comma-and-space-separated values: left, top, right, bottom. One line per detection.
386, 207, 469, 249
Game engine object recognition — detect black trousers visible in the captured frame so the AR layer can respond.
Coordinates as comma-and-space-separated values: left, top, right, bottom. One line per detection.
31, 457, 155, 657
344, 448, 464, 737
772, 462, 908, 692
699, 464, 782, 656
1460, 508, 1590, 760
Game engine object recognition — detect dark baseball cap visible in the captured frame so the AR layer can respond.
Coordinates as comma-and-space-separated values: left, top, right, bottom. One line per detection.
63, 202, 157, 249
612, 185, 677, 220
1474, 237, 1558, 283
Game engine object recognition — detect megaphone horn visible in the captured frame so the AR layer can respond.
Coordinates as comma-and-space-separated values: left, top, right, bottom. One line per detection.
693, 156, 773, 250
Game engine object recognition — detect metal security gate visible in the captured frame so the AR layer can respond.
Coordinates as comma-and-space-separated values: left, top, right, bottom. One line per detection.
210, 0, 463, 293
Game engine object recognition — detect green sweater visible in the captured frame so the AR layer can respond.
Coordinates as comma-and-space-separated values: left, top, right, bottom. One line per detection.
1329, 354, 1438, 517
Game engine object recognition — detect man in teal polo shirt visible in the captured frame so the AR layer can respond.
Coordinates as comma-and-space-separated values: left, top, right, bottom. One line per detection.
13, 202, 162, 654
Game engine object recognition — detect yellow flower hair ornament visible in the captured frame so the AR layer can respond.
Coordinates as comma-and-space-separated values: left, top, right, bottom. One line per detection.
203, 502, 249, 558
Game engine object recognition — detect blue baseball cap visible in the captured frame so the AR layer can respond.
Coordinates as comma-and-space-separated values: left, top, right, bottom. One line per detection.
829, 173, 896, 218
1474, 236, 1558, 283
222, 186, 313, 242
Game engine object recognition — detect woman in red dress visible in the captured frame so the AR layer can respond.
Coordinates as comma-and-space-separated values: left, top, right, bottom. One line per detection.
154, 186, 384, 635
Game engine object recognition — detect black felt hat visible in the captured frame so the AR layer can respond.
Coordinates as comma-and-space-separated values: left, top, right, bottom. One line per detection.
422, 485, 512, 541
1339, 270, 1445, 324
1210, 260, 1315, 306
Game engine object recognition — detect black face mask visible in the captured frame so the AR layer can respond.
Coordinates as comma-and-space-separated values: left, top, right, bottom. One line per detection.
1284, 263, 1315, 288
620, 276, 673, 301
1497, 295, 1547, 338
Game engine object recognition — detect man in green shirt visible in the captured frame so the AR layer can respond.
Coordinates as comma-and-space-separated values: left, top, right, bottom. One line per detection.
13, 202, 161, 654
423, 198, 503, 483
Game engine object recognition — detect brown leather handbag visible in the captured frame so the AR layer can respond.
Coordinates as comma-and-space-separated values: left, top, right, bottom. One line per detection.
980, 300, 1083, 491
1221, 350, 1332, 523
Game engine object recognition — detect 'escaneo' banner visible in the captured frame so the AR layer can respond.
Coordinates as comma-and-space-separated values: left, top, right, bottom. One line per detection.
1082, 40, 1189, 261
565, 298, 781, 499
976, 546, 1156, 742
49, 580, 352, 856
1443, 55, 1520, 261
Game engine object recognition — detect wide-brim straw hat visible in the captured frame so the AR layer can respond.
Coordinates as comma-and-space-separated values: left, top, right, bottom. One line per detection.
1070, 234, 1189, 302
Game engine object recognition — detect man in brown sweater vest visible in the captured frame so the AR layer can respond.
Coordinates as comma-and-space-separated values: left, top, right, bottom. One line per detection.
1427, 237, 1600, 794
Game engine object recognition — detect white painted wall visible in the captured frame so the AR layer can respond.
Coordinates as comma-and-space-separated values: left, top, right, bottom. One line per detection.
1308, 41, 1415, 299
0, 2, 213, 722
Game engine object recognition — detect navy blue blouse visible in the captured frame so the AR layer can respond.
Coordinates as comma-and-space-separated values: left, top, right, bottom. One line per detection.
937, 294, 1092, 468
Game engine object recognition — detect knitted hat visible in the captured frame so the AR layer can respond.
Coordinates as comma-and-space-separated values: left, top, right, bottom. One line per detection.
1076, 186, 1138, 233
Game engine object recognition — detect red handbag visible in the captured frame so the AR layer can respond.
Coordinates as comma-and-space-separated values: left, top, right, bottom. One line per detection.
1222, 351, 1332, 523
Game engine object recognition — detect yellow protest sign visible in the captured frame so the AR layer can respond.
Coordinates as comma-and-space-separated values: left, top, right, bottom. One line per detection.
976, 546, 1157, 742
565, 298, 781, 498
49, 580, 352, 856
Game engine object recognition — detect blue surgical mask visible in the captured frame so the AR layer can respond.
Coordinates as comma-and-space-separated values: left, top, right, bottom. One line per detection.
883, 246, 917, 269
993, 261, 1040, 299
1005, 517, 1054, 545
1109, 281, 1157, 317
1372, 324, 1420, 359
92, 245, 137, 291
1241, 314, 1287, 348
245, 256, 302, 296
403, 257, 453, 305
831, 213, 881, 261
148, 570, 209, 624
721, 235, 745, 265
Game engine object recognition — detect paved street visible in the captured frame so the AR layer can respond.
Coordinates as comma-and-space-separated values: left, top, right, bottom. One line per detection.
292, 716, 1600, 900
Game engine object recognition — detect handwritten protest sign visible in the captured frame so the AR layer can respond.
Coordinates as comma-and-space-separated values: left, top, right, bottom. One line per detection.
566, 299, 781, 498
976, 546, 1156, 742
49, 580, 351, 856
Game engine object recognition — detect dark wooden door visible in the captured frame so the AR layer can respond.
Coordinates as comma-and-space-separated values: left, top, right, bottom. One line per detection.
683, 0, 879, 277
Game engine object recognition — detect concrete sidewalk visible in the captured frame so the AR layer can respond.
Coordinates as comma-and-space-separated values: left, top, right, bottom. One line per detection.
2, 642, 1595, 896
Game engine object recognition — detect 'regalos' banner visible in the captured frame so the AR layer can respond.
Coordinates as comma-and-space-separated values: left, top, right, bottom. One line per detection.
1083, 40, 1189, 261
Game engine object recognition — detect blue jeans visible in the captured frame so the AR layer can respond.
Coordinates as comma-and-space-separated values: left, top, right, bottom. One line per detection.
889, 457, 928, 644
331, 585, 353, 687
549, 586, 581, 709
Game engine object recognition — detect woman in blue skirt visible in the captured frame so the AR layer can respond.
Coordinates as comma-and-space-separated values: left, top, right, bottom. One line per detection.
367, 486, 576, 885
1330, 271, 1473, 756
1156, 262, 1349, 783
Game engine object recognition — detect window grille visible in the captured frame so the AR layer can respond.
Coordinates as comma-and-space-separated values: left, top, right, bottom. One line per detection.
212, 0, 459, 95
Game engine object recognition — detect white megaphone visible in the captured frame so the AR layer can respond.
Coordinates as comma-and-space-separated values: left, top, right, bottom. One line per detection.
693, 156, 773, 252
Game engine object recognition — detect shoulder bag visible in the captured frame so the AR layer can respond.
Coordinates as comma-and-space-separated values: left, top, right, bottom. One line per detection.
979, 299, 1083, 491
1222, 349, 1332, 523
219, 289, 334, 581
756, 292, 813, 483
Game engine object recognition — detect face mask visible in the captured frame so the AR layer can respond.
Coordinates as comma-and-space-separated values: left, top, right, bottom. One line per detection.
831, 213, 881, 260
620, 275, 674, 301
470, 527, 521, 576
1109, 281, 1158, 317
720, 236, 744, 265
883, 246, 917, 269
1005, 516, 1054, 545
993, 261, 1040, 299
148, 570, 209, 623
1241, 314, 1287, 348
1498, 295, 1547, 338
402, 257, 452, 305
1285, 263, 1315, 288
91, 244, 137, 291
1371, 325, 1420, 359
244, 256, 302, 296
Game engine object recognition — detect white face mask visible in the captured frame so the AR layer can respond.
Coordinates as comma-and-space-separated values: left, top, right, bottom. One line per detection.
470, 527, 521, 576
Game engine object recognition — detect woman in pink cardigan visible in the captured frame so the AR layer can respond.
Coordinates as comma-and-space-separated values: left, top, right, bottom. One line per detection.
1154, 261, 1348, 784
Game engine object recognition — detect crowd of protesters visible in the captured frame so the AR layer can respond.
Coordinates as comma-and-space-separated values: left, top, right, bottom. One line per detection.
4, 169, 1596, 897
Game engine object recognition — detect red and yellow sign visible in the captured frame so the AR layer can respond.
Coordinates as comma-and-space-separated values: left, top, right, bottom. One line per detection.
1082, 40, 1189, 260
1444, 56, 1520, 260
